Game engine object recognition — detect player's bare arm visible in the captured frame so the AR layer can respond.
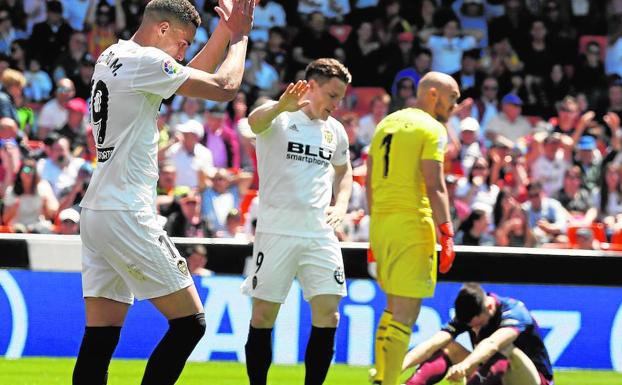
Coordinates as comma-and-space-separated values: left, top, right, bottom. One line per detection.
402, 330, 453, 371
177, 0, 254, 102
248, 80, 311, 134
421, 159, 455, 273
326, 161, 353, 229
446, 327, 519, 382
186, 0, 233, 73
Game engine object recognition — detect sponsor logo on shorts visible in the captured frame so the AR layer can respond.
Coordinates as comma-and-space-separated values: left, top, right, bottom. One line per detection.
162, 59, 181, 76
127, 263, 146, 281
334, 267, 345, 285
177, 259, 189, 276
97, 146, 115, 162
252, 275, 258, 289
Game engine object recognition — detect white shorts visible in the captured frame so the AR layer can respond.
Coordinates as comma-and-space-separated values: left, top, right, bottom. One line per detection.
80, 208, 194, 304
241, 232, 347, 303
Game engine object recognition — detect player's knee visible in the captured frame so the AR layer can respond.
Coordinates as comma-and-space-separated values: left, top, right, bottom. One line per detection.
251, 311, 278, 328
313, 310, 340, 328
170, 313, 206, 343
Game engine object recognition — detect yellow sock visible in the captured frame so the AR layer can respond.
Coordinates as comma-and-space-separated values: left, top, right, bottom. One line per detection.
383, 319, 411, 385
373, 309, 393, 382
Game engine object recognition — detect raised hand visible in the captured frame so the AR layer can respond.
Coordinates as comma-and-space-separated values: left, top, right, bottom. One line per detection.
604, 112, 621, 131
215, 0, 255, 38
277, 80, 311, 113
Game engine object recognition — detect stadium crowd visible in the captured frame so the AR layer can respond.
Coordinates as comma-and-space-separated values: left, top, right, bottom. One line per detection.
0, 0, 621, 251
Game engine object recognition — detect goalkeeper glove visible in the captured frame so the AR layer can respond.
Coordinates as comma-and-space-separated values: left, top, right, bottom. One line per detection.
438, 222, 455, 273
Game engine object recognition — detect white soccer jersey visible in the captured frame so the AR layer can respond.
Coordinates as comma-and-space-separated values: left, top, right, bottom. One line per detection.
256, 110, 349, 237
80, 40, 191, 211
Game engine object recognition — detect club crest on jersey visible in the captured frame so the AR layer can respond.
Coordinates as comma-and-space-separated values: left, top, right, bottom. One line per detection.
322, 129, 334, 144
162, 59, 181, 76
177, 259, 189, 276
334, 267, 345, 284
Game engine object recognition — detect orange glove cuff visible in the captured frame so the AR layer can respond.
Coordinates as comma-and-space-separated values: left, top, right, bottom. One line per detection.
439, 222, 454, 237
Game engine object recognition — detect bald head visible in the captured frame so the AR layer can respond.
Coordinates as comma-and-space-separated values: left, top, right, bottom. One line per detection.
416, 72, 459, 99
415, 71, 460, 123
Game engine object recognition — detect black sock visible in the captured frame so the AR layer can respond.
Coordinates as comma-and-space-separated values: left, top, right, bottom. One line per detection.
141, 313, 206, 385
72, 326, 121, 385
304, 326, 337, 385
245, 326, 273, 385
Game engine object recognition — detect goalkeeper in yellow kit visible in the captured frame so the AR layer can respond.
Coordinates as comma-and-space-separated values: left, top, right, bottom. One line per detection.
366, 72, 460, 385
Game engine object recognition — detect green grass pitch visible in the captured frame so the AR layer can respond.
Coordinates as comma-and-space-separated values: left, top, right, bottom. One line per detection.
1, 358, 621, 385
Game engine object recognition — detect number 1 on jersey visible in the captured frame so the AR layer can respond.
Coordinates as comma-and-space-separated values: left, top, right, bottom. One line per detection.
380, 134, 393, 178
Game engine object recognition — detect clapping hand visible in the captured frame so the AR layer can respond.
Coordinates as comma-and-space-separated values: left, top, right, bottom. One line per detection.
277, 80, 311, 113
216, 0, 255, 38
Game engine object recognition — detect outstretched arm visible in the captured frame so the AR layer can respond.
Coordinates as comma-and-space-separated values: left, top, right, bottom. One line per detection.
187, 0, 233, 73
327, 161, 353, 229
248, 80, 311, 134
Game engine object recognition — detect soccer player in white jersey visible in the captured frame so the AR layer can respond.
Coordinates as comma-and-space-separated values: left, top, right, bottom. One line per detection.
241, 58, 353, 385
72, 1, 254, 384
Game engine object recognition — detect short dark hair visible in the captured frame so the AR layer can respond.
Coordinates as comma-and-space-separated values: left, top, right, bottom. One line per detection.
304, 58, 352, 85
454, 283, 487, 324
144, 0, 201, 29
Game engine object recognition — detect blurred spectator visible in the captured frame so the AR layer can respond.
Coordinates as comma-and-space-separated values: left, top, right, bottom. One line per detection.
528, 131, 571, 197
591, 162, 622, 230
458, 117, 484, 174
290, 12, 345, 75
204, 104, 240, 169
2, 0, 27, 33
70, 54, 95, 100
488, 0, 534, 55
389, 76, 415, 113
56, 207, 80, 235
452, 0, 489, 49
23, 58, 52, 102
0, 117, 21, 196
0, 68, 24, 122
164, 191, 209, 238
85, 0, 125, 60
455, 156, 500, 211
573, 227, 600, 250
452, 49, 486, 100
217, 208, 246, 240
382, 31, 416, 91
540, 63, 572, 114
606, 27, 622, 79
553, 165, 595, 223
56, 97, 88, 151
243, 40, 280, 99
486, 93, 532, 143
169, 97, 205, 130
38, 78, 75, 139
522, 181, 567, 244
119, 0, 145, 39
598, 80, 622, 119
57, 161, 91, 213
412, 0, 436, 37
3, 158, 58, 232
62, 0, 91, 31
251, 0, 286, 42
421, 17, 481, 75
455, 208, 495, 246
574, 135, 602, 191
357, 93, 389, 146
28, 0, 73, 72
265, 27, 288, 82
0, 8, 24, 56
521, 19, 559, 82
185, 245, 213, 277
200, 168, 242, 234
480, 37, 523, 95
494, 203, 534, 247
8, 38, 27, 72
53, 31, 89, 81
575, 41, 609, 107
162, 119, 213, 189
340, 112, 365, 167
344, 21, 382, 87
471, 76, 500, 133
391, 48, 432, 96
36, 135, 85, 198
375, 0, 409, 46
446, 173, 471, 229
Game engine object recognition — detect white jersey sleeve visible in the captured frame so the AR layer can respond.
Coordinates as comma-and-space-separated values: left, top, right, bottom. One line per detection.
131, 47, 192, 100
330, 119, 349, 166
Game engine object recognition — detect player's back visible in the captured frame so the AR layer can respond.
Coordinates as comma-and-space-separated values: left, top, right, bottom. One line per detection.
369, 108, 447, 216
80, 40, 190, 212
